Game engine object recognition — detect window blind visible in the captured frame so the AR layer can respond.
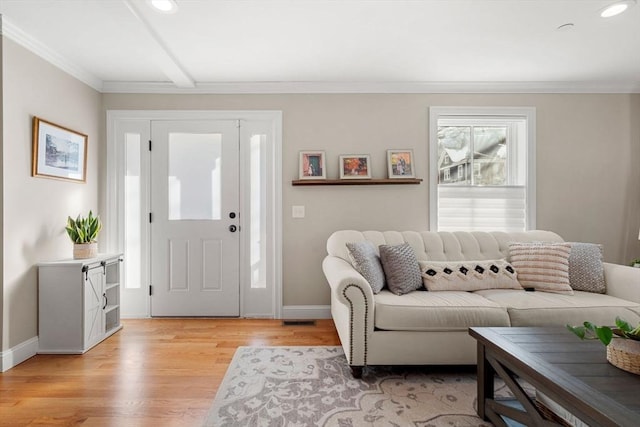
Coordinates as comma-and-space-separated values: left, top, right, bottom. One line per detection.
437, 185, 526, 232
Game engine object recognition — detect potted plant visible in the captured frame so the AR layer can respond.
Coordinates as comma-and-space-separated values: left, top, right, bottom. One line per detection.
631, 258, 640, 268
66, 210, 102, 259
567, 317, 640, 375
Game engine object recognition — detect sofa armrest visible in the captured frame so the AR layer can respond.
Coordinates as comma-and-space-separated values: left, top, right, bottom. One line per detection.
604, 262, 640, 303
322, 256, 375, 367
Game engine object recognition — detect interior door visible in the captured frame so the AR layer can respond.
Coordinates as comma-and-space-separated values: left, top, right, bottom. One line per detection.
150, 120, 240, 316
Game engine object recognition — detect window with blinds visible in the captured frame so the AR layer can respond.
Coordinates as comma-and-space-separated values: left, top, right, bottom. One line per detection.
429, 107, 536, 232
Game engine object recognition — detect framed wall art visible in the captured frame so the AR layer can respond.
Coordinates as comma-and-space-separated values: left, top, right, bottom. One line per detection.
387, 149, 415, 179
299, 151, 326, 179
32, 117, 88, 183
339, 155, 371, 179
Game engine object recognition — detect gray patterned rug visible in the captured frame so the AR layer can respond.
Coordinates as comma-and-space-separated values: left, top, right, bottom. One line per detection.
205, 346, 516, 426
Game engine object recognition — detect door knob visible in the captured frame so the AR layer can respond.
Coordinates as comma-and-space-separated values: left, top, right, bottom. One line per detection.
229, 225, 237, 232
229, 212, 236, 219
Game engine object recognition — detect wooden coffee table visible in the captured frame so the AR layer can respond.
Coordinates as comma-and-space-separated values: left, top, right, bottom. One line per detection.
469, 327, 640, 427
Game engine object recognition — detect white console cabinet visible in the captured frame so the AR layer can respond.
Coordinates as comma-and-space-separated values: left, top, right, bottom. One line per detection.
38, 254, 123, 354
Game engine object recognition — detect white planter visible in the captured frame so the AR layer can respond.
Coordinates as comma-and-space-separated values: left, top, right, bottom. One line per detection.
73, 242, 98, 259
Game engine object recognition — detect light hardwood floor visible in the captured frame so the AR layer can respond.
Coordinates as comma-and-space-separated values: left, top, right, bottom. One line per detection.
1, 319, 341, 426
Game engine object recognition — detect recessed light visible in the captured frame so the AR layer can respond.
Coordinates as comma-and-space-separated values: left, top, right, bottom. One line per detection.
148, 0, 178, 13
600, 0, 636, 18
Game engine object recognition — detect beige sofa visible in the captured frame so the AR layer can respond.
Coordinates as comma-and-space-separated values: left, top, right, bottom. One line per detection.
322, 230, 640, 377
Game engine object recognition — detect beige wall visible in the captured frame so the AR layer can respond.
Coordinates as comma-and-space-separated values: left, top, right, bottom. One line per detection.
625, 94, 640, 263
102, 92, 640, 306
1, 37, 638, 352
1, 38, 102, 350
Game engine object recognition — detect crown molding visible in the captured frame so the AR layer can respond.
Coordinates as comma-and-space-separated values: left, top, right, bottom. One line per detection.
0, 16, 103, 91
101, 80, 640, 94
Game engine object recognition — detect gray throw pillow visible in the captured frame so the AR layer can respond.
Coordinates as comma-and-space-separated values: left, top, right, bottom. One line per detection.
346, 241, 386, 294
568, 242, 606, 293
378, 243, 422, 295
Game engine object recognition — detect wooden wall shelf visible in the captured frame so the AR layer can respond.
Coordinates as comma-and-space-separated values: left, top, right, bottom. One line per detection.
292, 178, 423, 186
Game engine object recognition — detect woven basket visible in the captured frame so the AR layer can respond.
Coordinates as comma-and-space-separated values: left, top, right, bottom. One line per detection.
607, 338, 640, 375
73, 242, 98, 259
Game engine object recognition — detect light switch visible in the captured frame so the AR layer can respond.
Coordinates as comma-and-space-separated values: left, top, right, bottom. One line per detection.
292, 205, 305, 218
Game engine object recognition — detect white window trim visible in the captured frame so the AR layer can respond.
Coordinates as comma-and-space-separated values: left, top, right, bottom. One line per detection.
428, 106, 536, 231
105, 110, 283, 318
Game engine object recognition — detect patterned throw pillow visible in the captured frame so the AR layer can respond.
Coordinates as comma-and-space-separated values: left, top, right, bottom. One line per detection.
419, 259, 521, 292
346, 241, 386, 294
378, 243, 423, 295
508, 242, 573, 295
568, 242, 606, 293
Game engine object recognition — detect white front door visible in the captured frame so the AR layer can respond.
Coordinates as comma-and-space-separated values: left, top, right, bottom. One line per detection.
150, 120, 240, 316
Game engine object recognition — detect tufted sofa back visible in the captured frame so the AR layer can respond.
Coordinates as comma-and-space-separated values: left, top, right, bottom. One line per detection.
326, 230, 564, 264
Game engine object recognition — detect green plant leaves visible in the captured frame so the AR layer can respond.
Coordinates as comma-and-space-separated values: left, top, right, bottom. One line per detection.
566, 324, 586, 339
595, 326, 613, 346
65, 210, 102, 244
567, 317, 640, 346
616, 317, 633, 333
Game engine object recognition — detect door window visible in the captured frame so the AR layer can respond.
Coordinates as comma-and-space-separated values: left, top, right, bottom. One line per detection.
168, 133, 222, 221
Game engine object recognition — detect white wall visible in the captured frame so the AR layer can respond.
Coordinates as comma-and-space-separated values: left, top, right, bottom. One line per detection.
102, 92, 640, 306
2, 38, 101, 350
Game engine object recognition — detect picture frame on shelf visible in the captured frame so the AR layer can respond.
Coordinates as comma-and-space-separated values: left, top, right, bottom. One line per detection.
299, 151, 326, 179
387, 149, 415, 179
32, 117, 88, 183
339, 155, 372, 179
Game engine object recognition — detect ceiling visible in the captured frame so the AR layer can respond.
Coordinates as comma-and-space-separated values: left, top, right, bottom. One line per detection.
0, 0, 639, 93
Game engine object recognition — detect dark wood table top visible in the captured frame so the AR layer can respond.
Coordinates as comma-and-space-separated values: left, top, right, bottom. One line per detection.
470, 327, 640, 425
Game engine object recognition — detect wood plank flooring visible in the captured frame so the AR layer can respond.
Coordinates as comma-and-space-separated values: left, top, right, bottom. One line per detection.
1, 319, 341, 426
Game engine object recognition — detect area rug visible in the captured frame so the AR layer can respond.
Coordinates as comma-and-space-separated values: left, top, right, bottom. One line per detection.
205, 346, 519, 426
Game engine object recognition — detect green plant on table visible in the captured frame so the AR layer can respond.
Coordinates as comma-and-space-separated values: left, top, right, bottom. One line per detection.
65, 210, 102, 244
566, 317, 640, 346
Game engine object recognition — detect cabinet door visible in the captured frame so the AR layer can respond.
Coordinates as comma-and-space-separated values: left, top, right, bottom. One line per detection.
84, 267, 105, 348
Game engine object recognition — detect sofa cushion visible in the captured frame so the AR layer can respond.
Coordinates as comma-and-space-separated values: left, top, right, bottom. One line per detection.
475, 289, 640, 327
508, 242, 573, 294
379, 243, 423, 295
374, 290, 511, 331
418, 259, 522, 292
568, 242, 606, 294
346, 241, 386, 293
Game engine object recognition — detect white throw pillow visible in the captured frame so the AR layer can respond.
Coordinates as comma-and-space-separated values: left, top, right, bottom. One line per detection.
508, 242, 573, 295
419, 259, 521, 292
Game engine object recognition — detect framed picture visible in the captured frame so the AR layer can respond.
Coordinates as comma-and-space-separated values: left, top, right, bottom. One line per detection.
339, 155, 372, 179
299, 151, 326, 179
387, 149, 415, 178
32, 117, 88, 183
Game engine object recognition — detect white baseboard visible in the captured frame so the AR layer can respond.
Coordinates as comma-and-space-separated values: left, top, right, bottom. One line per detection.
120, 313, 150, 319
1, 336, 38, 372
120, 307, 332, 320
282, 305, 331, 320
